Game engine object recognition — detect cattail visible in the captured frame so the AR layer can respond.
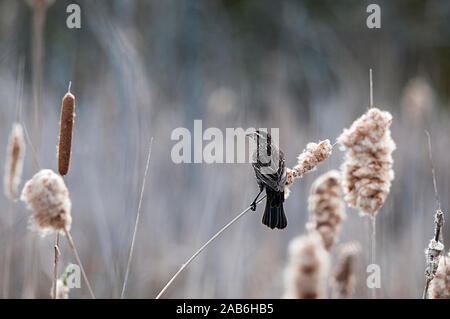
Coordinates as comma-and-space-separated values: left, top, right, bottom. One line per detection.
20, 169, 72, 235
283, 232, 330, 299
337, 108, 396, 216
4, 123, 26, 199
306, 170, 346, 250
428, 252, 450, 299
285, 139, 332, 188
331, 241, 361, 298
57, 84, 75, 176
50, 279, 69, 299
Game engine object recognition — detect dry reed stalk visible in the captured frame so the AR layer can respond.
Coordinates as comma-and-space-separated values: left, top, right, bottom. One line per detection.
155, 195, 267, 299
51, 264, 73, 299
121, 137, 154, 298
283, 232, 330, 299
63, 229, 95, 299
156, 138, 333, 299
27, 0, 54, 146
52, 233, 60, 299
428, 252, 450, 299
4, 123, 26, 199
331, 241, 361, 298
51, 279, 69, 299
57, 83, 75, 176
423, 131, 446, 298
306, 170, 346, 250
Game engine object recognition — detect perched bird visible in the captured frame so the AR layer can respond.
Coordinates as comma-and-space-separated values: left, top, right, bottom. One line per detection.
247, 130, 287, 229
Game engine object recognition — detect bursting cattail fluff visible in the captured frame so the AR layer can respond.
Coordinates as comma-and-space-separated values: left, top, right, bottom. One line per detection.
4, 123, 26, 199
307, 170, 346, 250
425, 238, 444, 282
283, 233, 330, 299
338, 108, 396, 216
285, 139, 332, 198
57, 86, 75, 176
20, 169, 72, 235
428, 252, 450, 299
331, 241, 361, 298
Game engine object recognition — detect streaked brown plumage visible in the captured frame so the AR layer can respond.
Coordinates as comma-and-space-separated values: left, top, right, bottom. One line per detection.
247, 130, 287, 229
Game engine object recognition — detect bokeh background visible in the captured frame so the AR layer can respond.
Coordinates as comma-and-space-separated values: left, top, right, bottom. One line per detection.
0, 0, 449, 298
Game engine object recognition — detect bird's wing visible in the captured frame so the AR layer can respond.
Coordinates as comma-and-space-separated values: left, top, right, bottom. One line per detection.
252, 150, 286, 192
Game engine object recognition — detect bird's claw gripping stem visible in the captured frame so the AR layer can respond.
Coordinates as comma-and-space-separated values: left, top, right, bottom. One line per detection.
250, 187, 264, 212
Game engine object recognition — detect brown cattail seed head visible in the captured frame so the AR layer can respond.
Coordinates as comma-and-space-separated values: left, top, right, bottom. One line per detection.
285, 139, 332, 187
20, 169, 72, 235
331, 241, 361, 298
428, 252, 450, 299
307, 170, 346, 250
338, 108, 396, 216
283, 233, 330, 299
57, 88, 75, 176
4, 123, 26, 200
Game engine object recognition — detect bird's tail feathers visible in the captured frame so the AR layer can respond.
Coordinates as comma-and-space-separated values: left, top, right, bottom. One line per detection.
262, 189, 287, 229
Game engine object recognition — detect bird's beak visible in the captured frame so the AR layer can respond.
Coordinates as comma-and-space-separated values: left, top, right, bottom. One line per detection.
246, 132, 254, 138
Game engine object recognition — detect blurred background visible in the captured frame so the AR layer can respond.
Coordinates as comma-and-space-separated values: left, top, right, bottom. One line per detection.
0, 0, 449, 298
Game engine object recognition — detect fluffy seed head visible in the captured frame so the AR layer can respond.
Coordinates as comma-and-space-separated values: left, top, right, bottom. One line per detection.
20, 169, 72, 235
57, 89, 75, 176
429, 252, 450, 299
331, 241, 361, 298
425, 239, 444, 280
307, 170, 346, 250
338, 108, 396, 216
283, 233, 330, 299
285, 139, 332, 187
4, 123, 26, 200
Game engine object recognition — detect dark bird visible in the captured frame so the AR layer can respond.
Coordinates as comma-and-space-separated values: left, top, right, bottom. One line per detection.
247, 130, 287, 229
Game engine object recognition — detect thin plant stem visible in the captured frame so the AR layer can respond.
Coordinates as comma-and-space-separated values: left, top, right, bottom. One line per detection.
369, 68, 374, 108
63, 228, 95, 299
155, 195, 267, 299
425, 130, 441, 211
370, 215, 377, 299
121, 137, 154, 299
22, 122, 40, 171
52, 233, 60, 299
422, 131, 444, 299
423, 279, 431, 299
368, 68, 376, 298
30, 1, 47, 147
2, 202, 13, 298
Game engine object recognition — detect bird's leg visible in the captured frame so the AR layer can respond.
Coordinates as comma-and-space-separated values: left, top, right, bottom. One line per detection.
250, 185, 264, 211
